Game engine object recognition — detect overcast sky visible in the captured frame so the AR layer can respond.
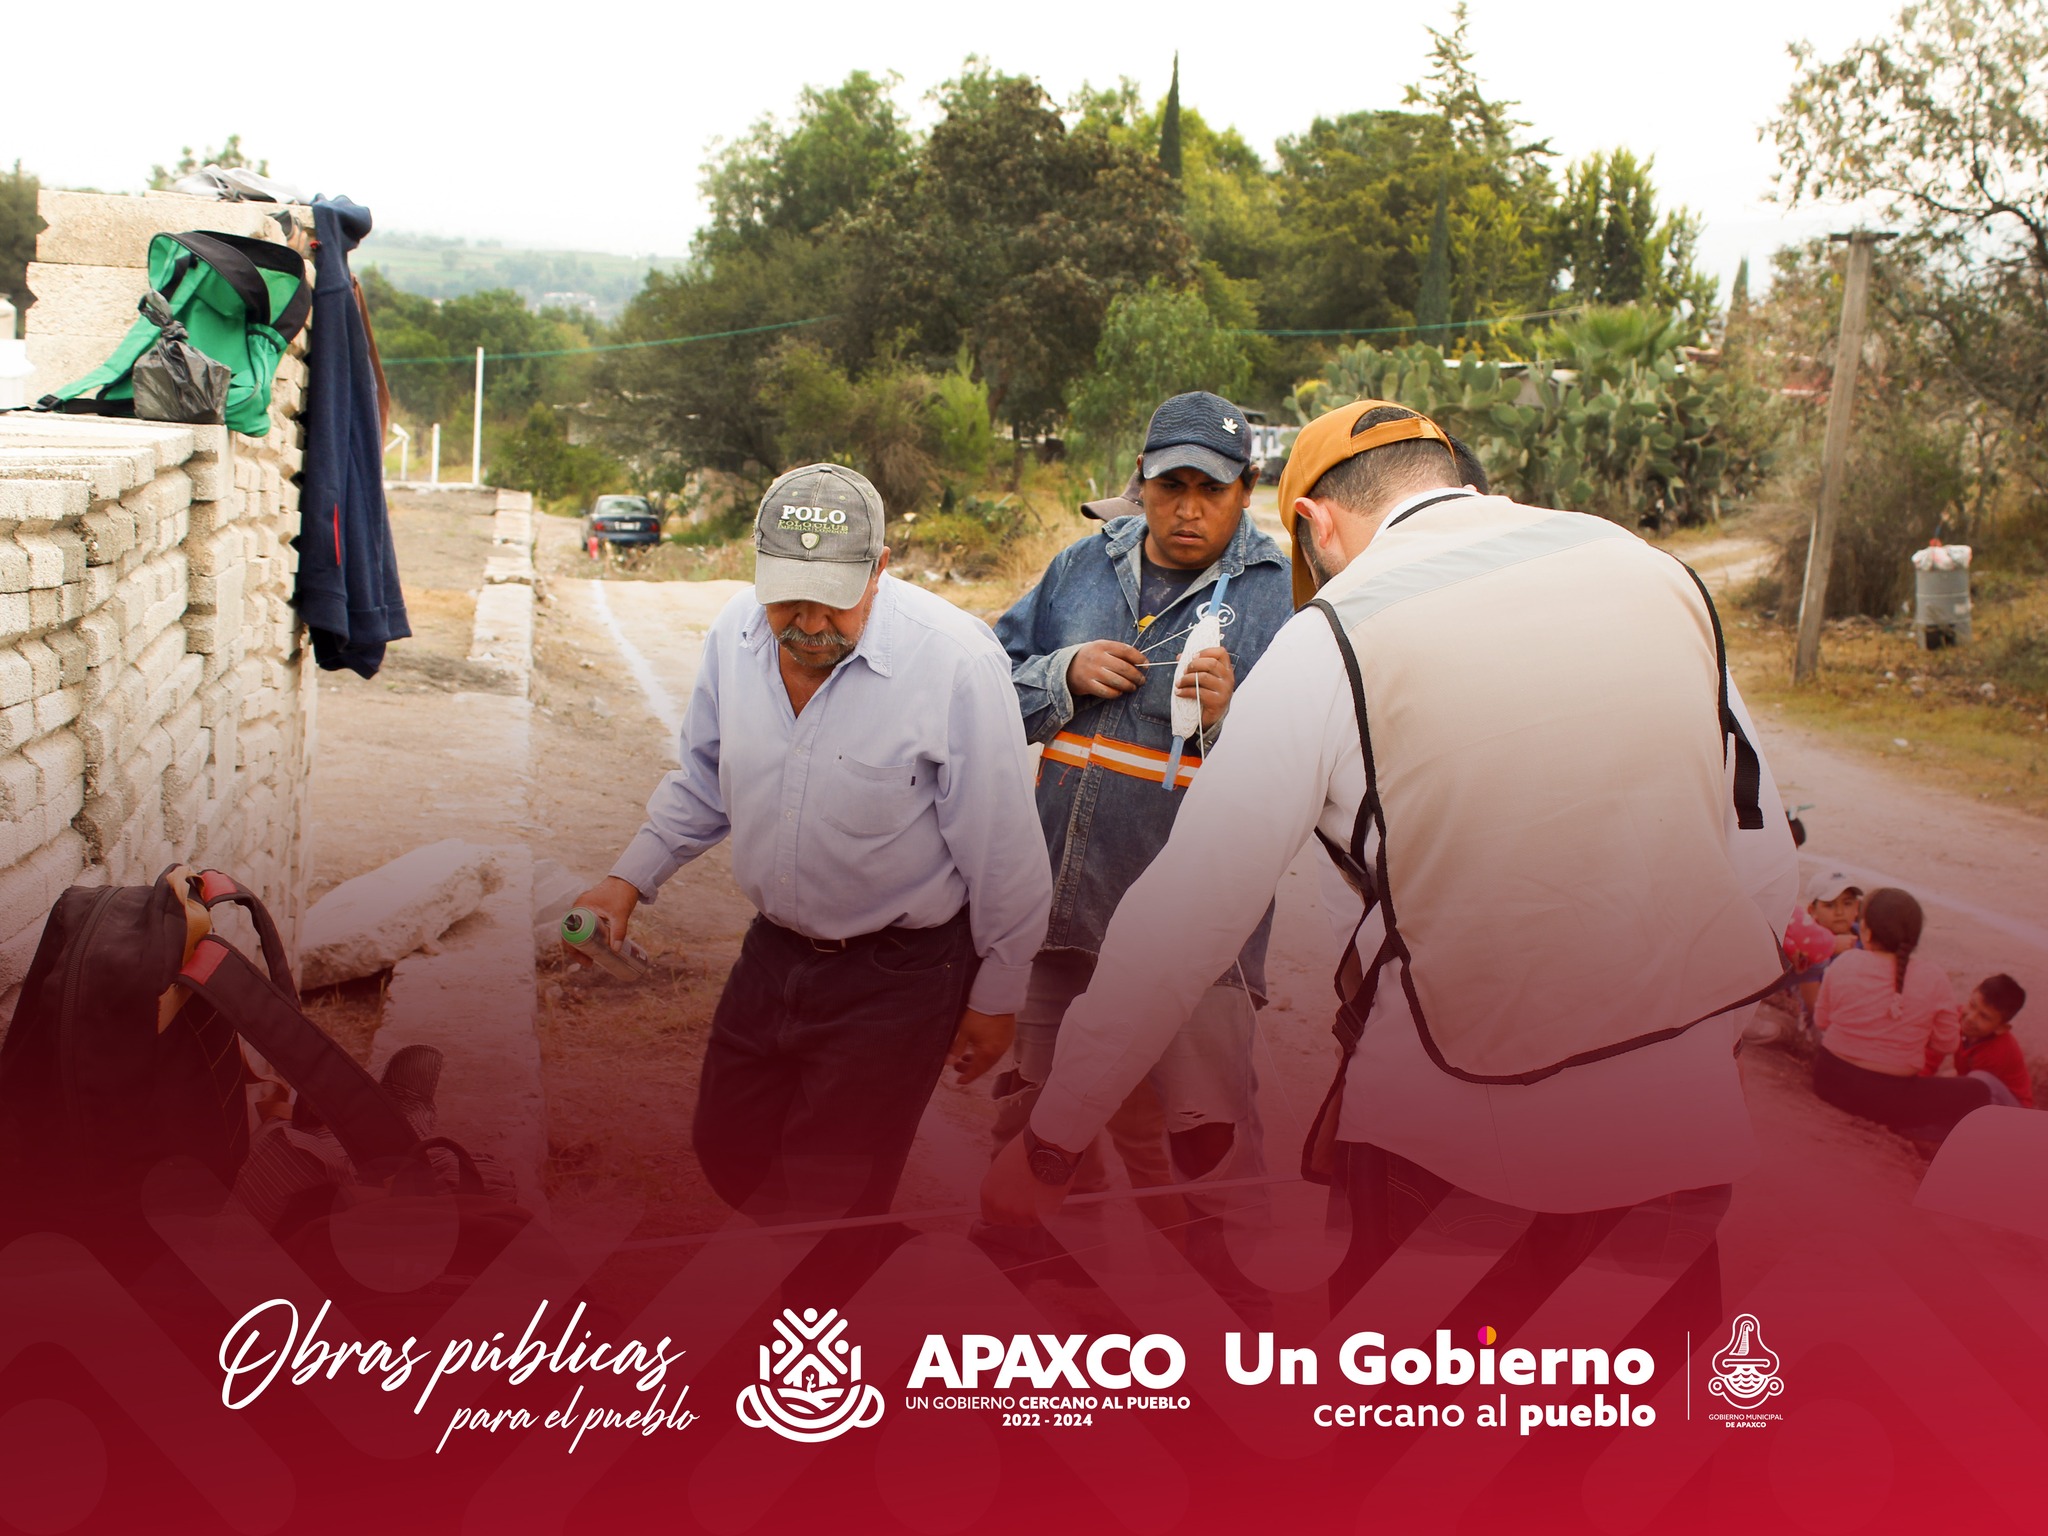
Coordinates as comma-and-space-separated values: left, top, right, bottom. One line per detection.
7, 0, 1898, 296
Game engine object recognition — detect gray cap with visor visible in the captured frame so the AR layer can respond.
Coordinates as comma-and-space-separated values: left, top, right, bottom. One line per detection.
753, 463, 887, 610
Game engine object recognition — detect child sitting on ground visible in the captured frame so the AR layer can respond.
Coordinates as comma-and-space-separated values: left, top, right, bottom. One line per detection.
1931, 975, 2033, 1109
1812, 887, 1995, 1145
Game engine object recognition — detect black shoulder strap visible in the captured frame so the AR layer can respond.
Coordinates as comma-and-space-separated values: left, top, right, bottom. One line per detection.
1310, 598, 1378, 872
164, 232, 274, 325
176, 936, 421, 1176
1677, 562, 1766, 830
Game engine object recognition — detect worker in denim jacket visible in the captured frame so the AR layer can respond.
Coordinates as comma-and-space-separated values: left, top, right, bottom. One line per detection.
991, 392, 1293, 1214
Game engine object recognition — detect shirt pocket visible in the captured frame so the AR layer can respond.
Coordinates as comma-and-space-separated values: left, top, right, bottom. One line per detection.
819, 755, 931, 839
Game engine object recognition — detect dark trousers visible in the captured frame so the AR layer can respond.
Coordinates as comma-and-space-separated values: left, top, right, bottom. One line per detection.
1814, 1045, 1992, 1142
1329, 1142, 1726, 1363
693, 909, 977, 1224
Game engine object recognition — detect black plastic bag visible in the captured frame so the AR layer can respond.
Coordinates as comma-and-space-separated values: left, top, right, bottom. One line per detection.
130, 290, 232, 424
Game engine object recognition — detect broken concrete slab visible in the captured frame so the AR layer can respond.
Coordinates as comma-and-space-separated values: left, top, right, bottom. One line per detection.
299, 838, 504, 989
373, 844, 547, 1215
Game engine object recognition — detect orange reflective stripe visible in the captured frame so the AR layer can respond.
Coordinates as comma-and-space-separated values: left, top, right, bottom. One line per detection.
1041, 730, 1198, 788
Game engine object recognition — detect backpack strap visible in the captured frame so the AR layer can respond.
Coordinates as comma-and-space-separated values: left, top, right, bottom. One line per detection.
1674, 561, 1765, 831
175, 935, 420, 1177
187, 867, 297, 1000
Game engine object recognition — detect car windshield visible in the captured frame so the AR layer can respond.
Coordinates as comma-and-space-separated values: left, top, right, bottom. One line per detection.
594, 497, 652, 516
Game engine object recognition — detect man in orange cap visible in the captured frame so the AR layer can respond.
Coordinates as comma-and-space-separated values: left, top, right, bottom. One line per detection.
984, 399, 1799, 1347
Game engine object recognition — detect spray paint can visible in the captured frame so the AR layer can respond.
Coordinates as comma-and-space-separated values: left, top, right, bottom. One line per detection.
561, 906, 650, 980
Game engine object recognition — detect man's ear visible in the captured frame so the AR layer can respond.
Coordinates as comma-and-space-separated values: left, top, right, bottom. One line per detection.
1292, 496, 1336, 553
874, 546, 891, 577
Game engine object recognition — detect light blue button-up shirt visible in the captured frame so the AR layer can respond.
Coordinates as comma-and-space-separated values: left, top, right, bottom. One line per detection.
610, 575, 1053, 1015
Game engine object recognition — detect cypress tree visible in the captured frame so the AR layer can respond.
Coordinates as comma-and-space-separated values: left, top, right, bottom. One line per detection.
1417, 184, 1452, 334
1159, 54, 1183, 181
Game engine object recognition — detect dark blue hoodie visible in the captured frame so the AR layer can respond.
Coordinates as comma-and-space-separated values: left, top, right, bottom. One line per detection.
295, 195, 409, 677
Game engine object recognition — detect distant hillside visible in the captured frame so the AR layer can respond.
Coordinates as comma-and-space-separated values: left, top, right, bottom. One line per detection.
356, 232, 682, 318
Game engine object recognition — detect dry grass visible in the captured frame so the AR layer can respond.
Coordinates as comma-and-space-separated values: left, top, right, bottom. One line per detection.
1725, 590, 2048, 816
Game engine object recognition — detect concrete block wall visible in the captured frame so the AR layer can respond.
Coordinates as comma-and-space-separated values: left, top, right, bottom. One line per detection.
0, 190, 318, 1021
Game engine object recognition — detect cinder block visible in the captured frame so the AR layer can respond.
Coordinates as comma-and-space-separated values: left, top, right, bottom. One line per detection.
0, 653, 31, 709
35, 685, 81, 734
45, 630, 86, 687
78, 508, 137, 566
17, 639, 57, 696
0, 593, 30, 646
0, 829, 87, 939
34, 190, 305, 267
74, 701, 119, 770
0, 702, 34, 755
0, 546, 28, 594
76, 611, 120, 668
28, 588, 59, 631
22, 730, 83, 801
186, 457, 230, 503
22, 264, 149, 339
73, 790, 127, 860
0, 755, 37, 819
0, 479, 90, 529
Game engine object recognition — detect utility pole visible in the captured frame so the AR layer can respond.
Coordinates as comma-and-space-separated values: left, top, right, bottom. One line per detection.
1793, 231, 1895, 683
471, 346, 486, 488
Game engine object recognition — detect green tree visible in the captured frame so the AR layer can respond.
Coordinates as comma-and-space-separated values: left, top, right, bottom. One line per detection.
843, 61, 1195, 461
365, 270, 601, 426
700, 71, 910, 253
493, 403, 626, 509
0, 161, 42, 317
1550, 149, 1715, 328
757, 341, 942, 513
149, 135, 267, 189
1766, 0, 2048, 513
1266, 14, 1555, 350
1066, 281, 1252, 488
1159, 54, 1183, 181
591, 235, 848, 487
1416, 186, 1452, 331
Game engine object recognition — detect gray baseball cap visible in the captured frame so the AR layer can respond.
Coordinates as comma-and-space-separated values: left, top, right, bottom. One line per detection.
753, 463, 887, 609
1141, 391, 1255, 483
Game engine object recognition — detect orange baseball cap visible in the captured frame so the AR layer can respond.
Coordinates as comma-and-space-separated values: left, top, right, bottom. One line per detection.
1276, 400, 1456, 606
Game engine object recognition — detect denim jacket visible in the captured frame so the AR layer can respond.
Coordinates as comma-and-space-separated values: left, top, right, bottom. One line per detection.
995, 510, 1295, 997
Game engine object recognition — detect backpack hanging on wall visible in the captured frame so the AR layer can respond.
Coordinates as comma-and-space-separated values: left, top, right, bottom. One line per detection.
38, 230, 310, 437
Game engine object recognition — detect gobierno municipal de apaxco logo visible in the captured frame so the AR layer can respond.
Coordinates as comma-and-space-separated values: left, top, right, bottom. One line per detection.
1706, 1313, 1784, 1417
736, 1307, 886, 1443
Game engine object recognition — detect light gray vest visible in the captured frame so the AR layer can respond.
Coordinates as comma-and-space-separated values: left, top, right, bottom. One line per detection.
1313, 495, 1783, 1085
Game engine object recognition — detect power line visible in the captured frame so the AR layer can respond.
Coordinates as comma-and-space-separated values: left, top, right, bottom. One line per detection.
1241, 304, 1586, 338
379, 314, 837, 367
378, 300, 1586, 369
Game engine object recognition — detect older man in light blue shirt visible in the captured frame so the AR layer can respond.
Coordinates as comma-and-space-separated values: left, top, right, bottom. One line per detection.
573, 462, 1051, 1239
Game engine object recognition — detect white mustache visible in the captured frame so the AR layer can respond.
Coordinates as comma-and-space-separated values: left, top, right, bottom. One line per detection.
776, 625, 855, 657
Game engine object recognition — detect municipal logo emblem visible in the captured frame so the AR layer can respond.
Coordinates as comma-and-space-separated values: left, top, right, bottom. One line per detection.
735, 1307, 885, 1442
1707, 1313, 1784, 1410
800, 531, 820, 549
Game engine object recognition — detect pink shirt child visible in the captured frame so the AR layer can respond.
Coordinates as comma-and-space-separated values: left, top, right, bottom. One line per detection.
1814, 948, 1961, 1075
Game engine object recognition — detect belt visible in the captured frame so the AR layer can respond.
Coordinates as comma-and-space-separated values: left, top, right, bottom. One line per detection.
1043, 730, 1198, 789
763, 907, 969, 955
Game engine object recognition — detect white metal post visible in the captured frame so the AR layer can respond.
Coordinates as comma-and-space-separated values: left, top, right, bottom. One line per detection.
471, 346, 485, 487
431, 423, 441, 484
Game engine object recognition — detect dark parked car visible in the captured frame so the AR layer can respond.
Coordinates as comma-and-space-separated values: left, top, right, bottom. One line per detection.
582, 494, 661, 555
